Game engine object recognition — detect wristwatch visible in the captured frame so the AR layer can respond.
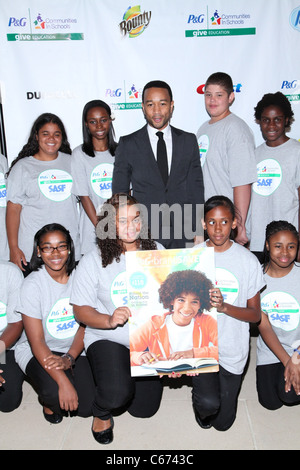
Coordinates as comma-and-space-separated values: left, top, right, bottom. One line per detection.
62, 353, 75, 368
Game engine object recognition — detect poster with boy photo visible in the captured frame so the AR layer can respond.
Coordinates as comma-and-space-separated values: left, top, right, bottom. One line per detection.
125, 246, 219, 377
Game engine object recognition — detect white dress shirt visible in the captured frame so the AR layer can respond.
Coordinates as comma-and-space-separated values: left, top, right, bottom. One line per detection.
147, 123, 173, 173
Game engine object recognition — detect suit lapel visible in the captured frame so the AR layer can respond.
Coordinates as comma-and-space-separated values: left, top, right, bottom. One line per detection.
167, 126, 182, 187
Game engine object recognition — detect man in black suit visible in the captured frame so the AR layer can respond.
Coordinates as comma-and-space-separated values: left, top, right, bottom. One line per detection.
112, 80, 204, 248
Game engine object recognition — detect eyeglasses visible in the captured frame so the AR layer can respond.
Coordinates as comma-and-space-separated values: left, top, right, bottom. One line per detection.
39, 244, 69, 254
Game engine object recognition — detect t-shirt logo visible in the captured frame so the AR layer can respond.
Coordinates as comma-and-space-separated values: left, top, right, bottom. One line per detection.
215, 267, 239, 315
0, 172, 6, 208
261, 291, 300, 331
0, 301, 7, 331
197, 134, 209, 167
90, 163, 113, 199
38, 169, 73, 201
111, 271, 127, 308
46, 298, 79, 339
253, 159, 282, 196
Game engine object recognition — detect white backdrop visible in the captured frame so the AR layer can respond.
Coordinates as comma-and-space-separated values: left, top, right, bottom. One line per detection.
0, 0, 299, 164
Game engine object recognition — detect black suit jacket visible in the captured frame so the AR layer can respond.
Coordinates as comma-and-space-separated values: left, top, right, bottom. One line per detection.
112, 125, 204, 248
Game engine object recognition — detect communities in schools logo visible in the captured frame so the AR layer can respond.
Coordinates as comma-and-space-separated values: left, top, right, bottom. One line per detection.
281, 79, 300, 102
119, 5, 151, 38
185, 6, 255, 37
105, 83, 143, 111
7, 9, 83, 41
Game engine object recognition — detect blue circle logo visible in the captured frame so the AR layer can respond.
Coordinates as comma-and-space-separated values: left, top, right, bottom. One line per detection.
129, 272, 147, 289
290, 7, 300, 31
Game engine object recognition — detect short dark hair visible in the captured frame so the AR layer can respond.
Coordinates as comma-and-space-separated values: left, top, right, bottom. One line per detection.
254, 92, 294, 128
158, 269, 213, 314
142, 80, 173, 102
30, 223, 75, 275
205, 72, 233, 95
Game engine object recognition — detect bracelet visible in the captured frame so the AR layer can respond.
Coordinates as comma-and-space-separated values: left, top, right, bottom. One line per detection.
293, 349, 300, 356
62, 353, 75, 368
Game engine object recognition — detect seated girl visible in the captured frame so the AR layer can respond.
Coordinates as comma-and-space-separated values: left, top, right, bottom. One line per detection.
14, 223, 95, 424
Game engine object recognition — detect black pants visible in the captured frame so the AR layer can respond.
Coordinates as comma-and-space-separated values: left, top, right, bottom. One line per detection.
86, 340, 163, 421
192, 365, 243, 431
0, 350, 25, 412
26, 353, 95, 417
256, 362, 300, 410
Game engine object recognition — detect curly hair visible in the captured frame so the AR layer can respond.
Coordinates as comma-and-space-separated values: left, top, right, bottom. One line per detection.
158, 269, 213, 314
81, 100, 118, 157
254, 92, 294, 128
7, 113, 71, 176
263, 220, 299, 272
95, 193, 157, 267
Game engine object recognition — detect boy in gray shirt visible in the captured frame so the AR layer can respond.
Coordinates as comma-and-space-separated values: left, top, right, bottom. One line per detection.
197, 72, 257, 245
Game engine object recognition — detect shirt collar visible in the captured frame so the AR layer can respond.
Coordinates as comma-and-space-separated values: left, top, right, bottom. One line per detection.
147, 123, 171, 139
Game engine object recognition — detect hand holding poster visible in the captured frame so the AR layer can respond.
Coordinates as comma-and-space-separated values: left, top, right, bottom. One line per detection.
126, 246, 219, 377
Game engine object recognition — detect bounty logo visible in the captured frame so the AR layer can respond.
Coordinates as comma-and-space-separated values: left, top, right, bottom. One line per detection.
290, 6, 300, 31
119, 5, 151, 38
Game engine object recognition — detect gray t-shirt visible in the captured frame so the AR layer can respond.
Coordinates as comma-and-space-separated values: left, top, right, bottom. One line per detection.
0, 153, 8, 260
248, 139, 300, 252
71, 145, 114, 255
257, 264, 300, 366
6, 152, 80, 261
0, 260, 23, 349
70, 243, 164, 352
14, 266, 79, 373
195, 241, 265, 374
196, 113, 257, 201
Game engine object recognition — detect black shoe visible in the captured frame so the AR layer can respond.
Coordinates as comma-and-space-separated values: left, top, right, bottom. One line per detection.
92, 417, 114, 444
43, 409, 63, 424
194, 411, 212, 429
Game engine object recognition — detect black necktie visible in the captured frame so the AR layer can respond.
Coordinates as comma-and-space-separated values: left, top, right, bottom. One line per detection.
156, 131, 168, 185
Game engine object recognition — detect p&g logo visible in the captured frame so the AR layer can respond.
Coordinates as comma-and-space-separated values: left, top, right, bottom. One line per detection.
8, 17, 27, 27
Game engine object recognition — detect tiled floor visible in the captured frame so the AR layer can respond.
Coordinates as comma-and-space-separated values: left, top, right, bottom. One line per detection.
1, 336, 299, 450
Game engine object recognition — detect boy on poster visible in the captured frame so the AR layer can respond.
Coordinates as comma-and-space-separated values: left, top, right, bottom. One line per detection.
126, 247, 218, 376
